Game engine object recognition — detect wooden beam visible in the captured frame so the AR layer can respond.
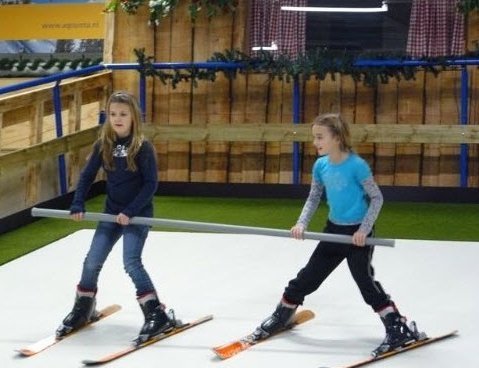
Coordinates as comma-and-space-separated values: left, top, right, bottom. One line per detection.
0, 72, 111, 128
353, 124, 479, 144
143, 123, 479, 144
0, 126, 100, 176
2, 123, 478, 177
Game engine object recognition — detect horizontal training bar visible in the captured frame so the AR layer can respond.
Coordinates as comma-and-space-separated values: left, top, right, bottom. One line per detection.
31, 207, 395, 247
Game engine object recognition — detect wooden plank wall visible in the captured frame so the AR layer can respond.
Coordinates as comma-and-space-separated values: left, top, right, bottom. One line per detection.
107, 1, 476, 188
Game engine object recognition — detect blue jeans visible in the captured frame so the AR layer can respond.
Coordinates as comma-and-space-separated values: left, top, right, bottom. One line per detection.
78, 221, 156, 296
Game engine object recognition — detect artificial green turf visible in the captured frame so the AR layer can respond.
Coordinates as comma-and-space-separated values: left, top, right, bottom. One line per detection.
1, 195, 478, 266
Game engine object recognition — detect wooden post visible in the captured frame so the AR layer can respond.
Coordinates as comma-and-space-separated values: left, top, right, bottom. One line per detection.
25, 100, 44, 207
190, 13, 209, 182
67, 89, 82, 189
265, 78, 282, 183
422, 72, 441, 186
395, 74, 424, 185
30, 100, 44, 144
102, 10, 115, 64
279, 79, 294, 183
354, 80, 376, 165
229, 73, 247, 183
340, 75, 356, 127
243, 73, 268, 182
301, 78, 320, 184
319, 73, 341, 114
68, 89, 82, 134
439, 70, 461, 186
152, 14, 172, 181
110, 5, 154, 111
375, 81, 398, 185
228, 3, 248, 183
466, 10, 479, 52
205, 14, 234, 183
166, 2, 193, 181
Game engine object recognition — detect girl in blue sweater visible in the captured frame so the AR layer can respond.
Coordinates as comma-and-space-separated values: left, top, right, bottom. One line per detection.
56, 91, 174, 343
255, 113, 422, 356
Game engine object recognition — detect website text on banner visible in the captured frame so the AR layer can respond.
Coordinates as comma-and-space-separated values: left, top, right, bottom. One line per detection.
0, 4, 104, 40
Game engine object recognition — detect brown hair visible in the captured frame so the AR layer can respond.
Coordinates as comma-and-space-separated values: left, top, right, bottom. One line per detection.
312, 113, 352, 152
99, 91, 144, 171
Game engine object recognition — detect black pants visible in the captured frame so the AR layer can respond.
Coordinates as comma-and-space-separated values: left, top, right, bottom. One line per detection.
284, 221, 392, 311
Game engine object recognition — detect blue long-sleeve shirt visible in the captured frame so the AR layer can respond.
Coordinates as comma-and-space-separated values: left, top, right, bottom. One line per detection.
70, 137, 158, 218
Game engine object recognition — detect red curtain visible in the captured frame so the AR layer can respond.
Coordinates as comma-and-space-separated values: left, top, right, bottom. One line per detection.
249, 0, 306, 58
407, 0, 465, 57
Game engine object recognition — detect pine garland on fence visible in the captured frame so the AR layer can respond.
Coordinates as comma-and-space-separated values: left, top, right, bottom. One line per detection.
135, 48, 475, 89
457, 0, 479, 13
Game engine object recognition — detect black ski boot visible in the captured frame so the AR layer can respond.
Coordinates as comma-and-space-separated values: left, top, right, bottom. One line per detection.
372, 312, 423, 357
254, 302, 298, 339
56, 295, 97, 337
136, 299, 175, 344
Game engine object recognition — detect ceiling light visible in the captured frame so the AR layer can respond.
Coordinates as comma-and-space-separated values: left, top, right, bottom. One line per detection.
252, 41, 278, 51
281, 1, 388, 13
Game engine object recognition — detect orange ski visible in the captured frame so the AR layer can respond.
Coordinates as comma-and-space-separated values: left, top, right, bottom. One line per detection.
212, 309, 315, 360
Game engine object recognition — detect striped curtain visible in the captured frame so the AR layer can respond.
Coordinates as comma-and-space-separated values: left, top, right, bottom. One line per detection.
249, 0, 307, 58
406, 0, 465, 57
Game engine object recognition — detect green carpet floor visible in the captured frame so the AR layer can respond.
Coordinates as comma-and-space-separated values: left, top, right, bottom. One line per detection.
1, 195, 478, 266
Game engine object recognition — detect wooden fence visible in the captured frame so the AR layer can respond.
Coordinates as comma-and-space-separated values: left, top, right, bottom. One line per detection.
1, 116, 479, 219
0, 72, 112, 217
1, 67, 479, 219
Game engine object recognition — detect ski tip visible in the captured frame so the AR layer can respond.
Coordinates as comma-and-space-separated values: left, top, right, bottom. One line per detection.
211, 348, 226, 360
82, 359, 103, 366
293, 309, 316, 324
211, 341, 245, 360
211, 348, 236, 360
15, 349, 34, 357
104, 304, 122, 312
302, 309, 316, 317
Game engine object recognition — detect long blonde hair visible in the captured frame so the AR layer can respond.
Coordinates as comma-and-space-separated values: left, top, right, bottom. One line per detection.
99, 91, 144, 171
312, 113, 352, 152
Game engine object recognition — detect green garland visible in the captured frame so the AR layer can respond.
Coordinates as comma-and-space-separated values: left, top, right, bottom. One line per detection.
135, 48, 475, 88
0, 56, 102, 76
457, 0, 479, 13
105, 0, 238, 26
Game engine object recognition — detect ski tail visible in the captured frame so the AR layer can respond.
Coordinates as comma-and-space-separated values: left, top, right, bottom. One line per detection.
331, 330, 458, 368
81, 314, 213, 366
16, 304, 121, 357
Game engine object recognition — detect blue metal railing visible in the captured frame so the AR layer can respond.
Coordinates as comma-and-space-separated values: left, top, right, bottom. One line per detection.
1, 58, 478, 189
52, 82, 67, 194
0, 65, 105, 95
292, 77, 301, 184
